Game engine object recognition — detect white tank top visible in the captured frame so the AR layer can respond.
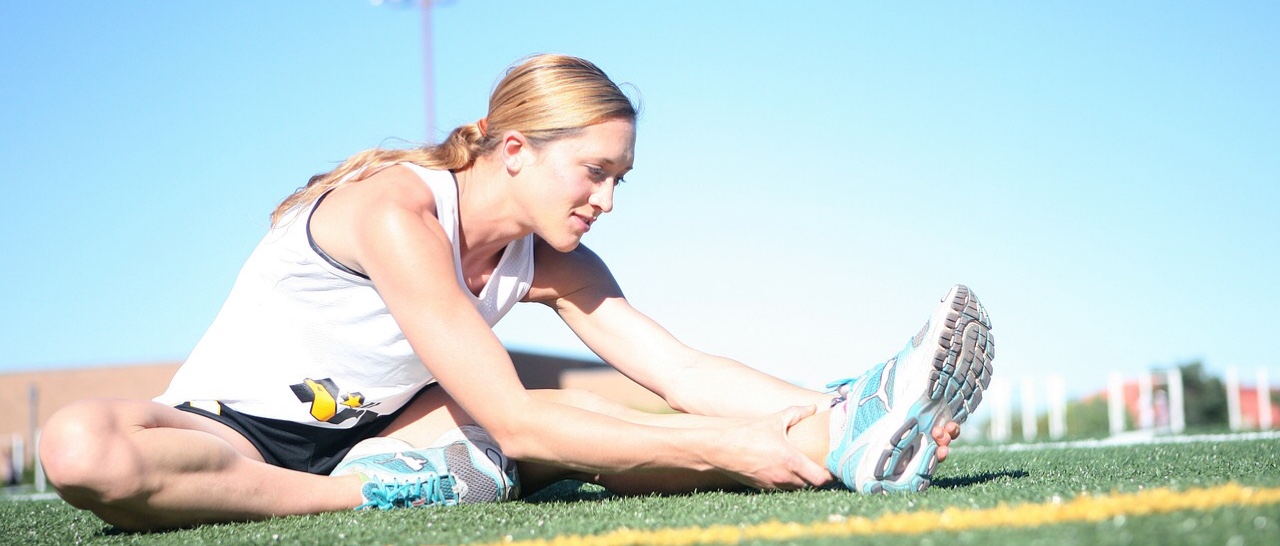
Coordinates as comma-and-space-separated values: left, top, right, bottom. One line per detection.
155, 164, 535, 427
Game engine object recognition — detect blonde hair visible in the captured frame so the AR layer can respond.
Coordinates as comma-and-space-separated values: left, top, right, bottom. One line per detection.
270, 54, 638, 225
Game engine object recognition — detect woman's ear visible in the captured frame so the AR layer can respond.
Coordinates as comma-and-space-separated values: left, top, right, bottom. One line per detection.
500, 130, 530, 175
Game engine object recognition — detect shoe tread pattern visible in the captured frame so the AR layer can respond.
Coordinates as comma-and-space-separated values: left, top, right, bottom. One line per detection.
868, 285, 994, 494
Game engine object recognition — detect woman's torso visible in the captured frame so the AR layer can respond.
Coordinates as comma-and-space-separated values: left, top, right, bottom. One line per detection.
154, 164, 535, 427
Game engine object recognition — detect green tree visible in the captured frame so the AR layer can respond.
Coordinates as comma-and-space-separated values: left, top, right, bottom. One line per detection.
1064, 396, 1116, 439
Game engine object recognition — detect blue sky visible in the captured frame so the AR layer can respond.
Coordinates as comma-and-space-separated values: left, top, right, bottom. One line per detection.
2, 1, 1277, 410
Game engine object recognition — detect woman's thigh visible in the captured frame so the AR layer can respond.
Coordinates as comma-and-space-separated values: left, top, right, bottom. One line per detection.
374, 386, 744, 495
46, 398, 265, 462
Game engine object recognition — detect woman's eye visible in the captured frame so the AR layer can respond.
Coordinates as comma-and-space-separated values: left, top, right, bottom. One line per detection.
587, 165, 624, 185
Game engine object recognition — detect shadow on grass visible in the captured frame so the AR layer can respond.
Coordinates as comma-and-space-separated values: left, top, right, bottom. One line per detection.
521, 470, 1036, 505
933, 469, 1029, 489
100, 520, 227, 538
522, 480, 616, 504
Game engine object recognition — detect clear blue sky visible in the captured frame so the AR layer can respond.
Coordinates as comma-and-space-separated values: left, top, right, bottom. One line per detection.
2, 1, 1277, 407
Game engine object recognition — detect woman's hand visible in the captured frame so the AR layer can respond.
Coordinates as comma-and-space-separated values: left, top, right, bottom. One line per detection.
711, 404, 833, 490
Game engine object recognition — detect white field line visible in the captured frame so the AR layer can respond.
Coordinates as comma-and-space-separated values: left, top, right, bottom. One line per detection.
0, 490, 58, 502
959, 429, 1280, 453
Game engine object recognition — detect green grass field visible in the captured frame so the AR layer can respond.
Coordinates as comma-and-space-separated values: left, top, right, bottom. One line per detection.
4, 434, 1279, 545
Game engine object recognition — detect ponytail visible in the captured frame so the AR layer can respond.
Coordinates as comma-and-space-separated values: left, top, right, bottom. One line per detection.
271, 54, 637, 226
270, 122, 491, 225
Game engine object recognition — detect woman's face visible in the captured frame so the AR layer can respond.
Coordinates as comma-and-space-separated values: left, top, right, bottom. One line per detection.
517, 118, 635, 252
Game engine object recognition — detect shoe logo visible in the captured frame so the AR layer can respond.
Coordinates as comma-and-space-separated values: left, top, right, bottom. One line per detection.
485, 447, 510, 475
858, 358, 897, 409
453, 478, 470, 499
392, 452, 429, 472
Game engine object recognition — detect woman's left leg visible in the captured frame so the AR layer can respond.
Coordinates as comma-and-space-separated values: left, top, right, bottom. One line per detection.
372, 386, 775, 495
372, 385, 957, 497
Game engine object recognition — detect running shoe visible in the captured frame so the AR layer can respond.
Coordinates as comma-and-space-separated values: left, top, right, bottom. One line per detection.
332, 441, 514, 509
825, 284, 994, 494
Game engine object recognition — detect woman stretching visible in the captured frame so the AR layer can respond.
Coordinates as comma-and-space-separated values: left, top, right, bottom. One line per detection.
39, 54, 994, 531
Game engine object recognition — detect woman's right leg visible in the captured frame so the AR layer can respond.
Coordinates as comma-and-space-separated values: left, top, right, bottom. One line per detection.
370, 387, 956, 498
521, 393, 959, 495
39, 398, 365, 531
517, 389, 836, 495
374, 386, 833, 496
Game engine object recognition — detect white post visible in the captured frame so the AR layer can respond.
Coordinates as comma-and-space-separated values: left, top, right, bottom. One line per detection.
28, 383, 37, 479
1047, 374, 1066, 440
1167, 368, 1186, 434
1, 443, 10, 485
1020, 377, 1038, 441
10, 434, 23, 482
1226, 367, 1242, 431
33, 429, 45, 493
1138, 371, 1154, 430
1258, 368, 1273, 430
989, 377, 1012, 442
1108, 372, 1125, 435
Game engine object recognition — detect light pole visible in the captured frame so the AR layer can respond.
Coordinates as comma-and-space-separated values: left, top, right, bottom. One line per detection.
371, 0, 448, 143
419, 0, 436, 143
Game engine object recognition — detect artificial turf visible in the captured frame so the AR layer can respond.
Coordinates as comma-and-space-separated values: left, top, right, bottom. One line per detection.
3, 435, 1278, 545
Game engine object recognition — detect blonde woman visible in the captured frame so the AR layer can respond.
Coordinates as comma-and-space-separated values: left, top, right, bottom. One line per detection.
39, 54, 993, 531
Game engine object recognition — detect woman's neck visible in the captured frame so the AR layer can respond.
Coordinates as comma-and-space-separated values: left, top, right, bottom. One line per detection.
452, 160, 530, 264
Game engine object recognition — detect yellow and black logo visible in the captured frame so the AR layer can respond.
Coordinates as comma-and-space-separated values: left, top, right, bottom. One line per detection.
289, 377, 379, 425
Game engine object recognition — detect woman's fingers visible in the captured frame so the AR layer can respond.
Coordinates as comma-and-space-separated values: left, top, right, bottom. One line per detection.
722, 405, 831, 490
777, 405, 832, 487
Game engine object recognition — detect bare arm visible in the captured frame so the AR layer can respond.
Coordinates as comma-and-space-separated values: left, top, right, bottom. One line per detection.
313, 169, 828, 488
528, 241, 833, 418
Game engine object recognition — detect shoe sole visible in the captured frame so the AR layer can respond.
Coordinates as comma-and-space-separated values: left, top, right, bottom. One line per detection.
858, 284, 994, 494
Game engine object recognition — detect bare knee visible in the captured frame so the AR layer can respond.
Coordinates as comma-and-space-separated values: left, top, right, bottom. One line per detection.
40, 399, 147, 508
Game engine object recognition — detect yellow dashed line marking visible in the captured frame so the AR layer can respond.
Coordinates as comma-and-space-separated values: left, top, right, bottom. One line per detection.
478, 483, 1280, 546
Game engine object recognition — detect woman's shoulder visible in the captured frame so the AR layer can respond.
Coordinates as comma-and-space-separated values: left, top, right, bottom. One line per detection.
525, 239, 621, 303
308, 164, 452, 274
336, 164, 442, 216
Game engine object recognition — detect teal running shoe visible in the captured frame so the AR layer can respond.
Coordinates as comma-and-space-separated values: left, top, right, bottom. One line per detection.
825, 284, 994, 494
333, 441, 515, 509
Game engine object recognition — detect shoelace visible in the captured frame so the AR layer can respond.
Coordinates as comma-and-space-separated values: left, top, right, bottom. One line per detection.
826, 378, 856, 406
826, 357, 897, 407
358, 473, 456, 510
826, 378, 855, 392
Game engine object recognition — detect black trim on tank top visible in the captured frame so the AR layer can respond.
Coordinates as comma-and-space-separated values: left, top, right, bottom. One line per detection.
306, 190, 371, 280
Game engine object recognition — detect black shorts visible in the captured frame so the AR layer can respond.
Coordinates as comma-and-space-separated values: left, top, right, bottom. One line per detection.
175, 384, 436, 475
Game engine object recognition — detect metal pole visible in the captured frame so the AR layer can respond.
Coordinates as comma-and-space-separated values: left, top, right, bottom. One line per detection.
1138, 371, 1154, 430
1047, 374, 1066, 440
421, 0, 435, 143
989, 378, 1011, 442
34, 430, 45, 492
1020, 377, 1037, 441
1258, 368, 1273, 430
1108, 372, 1125, 435
9, 434, 21, 483
1167, 367, 1185, 434
1226, 367, 1241, 431
28, 383, 38, 477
